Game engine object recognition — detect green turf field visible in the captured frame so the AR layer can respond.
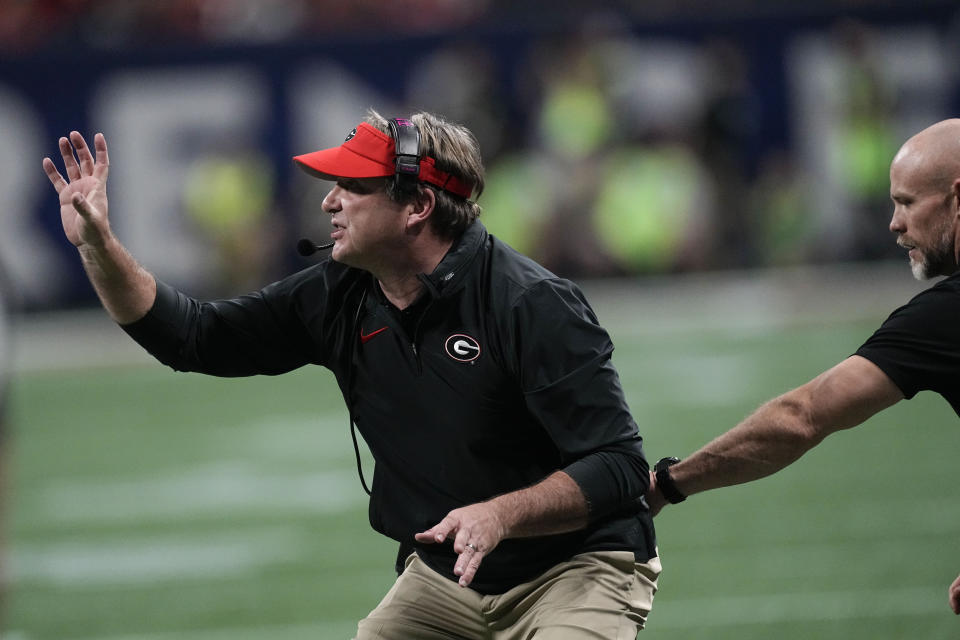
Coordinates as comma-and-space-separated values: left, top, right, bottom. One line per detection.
5, 276, 960, 639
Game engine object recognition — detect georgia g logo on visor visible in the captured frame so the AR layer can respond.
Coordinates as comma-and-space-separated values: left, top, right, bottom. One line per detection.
444, 333, 481, 362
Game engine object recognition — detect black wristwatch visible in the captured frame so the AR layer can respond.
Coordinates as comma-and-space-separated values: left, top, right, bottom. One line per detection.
654, 456, 687, 504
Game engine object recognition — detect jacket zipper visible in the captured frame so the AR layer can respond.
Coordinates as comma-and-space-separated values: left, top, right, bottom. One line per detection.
410, 297, 435, 375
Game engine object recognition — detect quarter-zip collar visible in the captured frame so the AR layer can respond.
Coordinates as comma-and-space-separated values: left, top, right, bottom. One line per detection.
367, 221, 487, 311
416, 221, 487, 300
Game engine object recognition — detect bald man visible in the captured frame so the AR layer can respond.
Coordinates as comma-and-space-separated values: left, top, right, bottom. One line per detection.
646, 118, 960, 615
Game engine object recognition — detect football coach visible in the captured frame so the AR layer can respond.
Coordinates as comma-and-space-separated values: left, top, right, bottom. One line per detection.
44, 110, 660, 639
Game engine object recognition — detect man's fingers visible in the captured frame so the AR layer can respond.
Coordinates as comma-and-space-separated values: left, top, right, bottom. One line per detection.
42, 157, 68, 193
452, 532, 484, 587
452, 527, 475, 554
457, 549, 484, 588
93, 132, 110, 181
71, 131, 95, 176
58, 136, 81, 181
413, 528, 437, 543
414, 516, 457, 544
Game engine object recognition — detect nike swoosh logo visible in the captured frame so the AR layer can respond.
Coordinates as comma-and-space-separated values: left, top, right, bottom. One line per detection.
360, 326, 389, 344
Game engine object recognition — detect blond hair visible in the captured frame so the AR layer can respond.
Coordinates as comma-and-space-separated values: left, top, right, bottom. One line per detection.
365, 109, 484, 240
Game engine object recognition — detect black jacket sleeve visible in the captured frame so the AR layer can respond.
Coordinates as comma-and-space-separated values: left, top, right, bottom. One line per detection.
121, 273, 322, 377
511, 279, 649, 519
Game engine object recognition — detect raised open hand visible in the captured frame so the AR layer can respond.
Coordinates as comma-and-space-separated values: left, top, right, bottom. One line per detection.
42, 131, 111, 249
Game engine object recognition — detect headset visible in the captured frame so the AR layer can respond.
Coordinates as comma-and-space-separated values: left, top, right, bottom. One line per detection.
388, 117, 422, 195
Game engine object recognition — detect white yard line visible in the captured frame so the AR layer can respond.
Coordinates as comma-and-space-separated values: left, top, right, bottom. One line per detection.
22, 463, 364, 526
8, 527, 311, 587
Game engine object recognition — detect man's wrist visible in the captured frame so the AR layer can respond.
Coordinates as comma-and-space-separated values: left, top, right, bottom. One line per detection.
654, 456, 687, 504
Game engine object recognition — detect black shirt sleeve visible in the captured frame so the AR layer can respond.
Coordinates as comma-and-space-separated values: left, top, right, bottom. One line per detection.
511, 279, 648, 519
855, 278, 960, 415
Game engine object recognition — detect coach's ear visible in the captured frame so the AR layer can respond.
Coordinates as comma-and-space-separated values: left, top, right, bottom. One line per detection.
404, 186, 436, 233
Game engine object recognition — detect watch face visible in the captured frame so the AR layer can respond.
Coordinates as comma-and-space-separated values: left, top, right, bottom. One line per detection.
654, 456, 681, 472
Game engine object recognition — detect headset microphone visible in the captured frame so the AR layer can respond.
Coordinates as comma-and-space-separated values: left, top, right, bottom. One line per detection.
297, 238, 334, 256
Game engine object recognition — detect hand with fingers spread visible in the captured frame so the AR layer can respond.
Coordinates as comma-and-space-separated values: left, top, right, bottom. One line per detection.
415, 501, 506, 588
41, 131, 155, 324
42, 131, 111, 249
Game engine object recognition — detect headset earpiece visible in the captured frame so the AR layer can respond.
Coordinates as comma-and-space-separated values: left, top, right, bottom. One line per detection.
388, 118, 421, 195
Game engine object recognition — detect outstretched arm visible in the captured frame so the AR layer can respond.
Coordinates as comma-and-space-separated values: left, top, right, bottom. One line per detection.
43, 131, 155, 324
647, 355, 904, 514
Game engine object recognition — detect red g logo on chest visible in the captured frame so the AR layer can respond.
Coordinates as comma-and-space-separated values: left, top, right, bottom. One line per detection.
444, 334, 481, 362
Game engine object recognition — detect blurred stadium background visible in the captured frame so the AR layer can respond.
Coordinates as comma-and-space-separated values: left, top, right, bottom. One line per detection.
3, 0, 960, 638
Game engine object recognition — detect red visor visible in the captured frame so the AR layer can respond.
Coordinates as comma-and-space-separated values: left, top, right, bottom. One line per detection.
293, 122, 475, 199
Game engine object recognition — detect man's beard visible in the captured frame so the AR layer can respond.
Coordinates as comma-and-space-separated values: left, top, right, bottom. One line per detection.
909, 221, 954, 280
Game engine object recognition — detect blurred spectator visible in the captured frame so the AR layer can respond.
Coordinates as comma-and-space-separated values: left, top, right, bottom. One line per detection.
749, 151, 817, 267
694, 38, 762, 268
831, 19, 900, 261
182, 149, 286, 294
593, 137, 713, 274
513, 24, 718, 277
519, 32, 624, 276
476, 152, 553, 258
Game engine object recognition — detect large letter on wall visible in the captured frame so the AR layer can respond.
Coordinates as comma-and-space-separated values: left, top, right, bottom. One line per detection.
91, 66, 268, 293
0, 85, 70, 307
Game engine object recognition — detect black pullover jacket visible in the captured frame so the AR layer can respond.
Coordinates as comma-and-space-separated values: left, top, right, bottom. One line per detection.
123, 221, 656, 594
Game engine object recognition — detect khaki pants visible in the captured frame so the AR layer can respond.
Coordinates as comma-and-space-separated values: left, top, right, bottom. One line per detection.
354, 551, 661, 639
